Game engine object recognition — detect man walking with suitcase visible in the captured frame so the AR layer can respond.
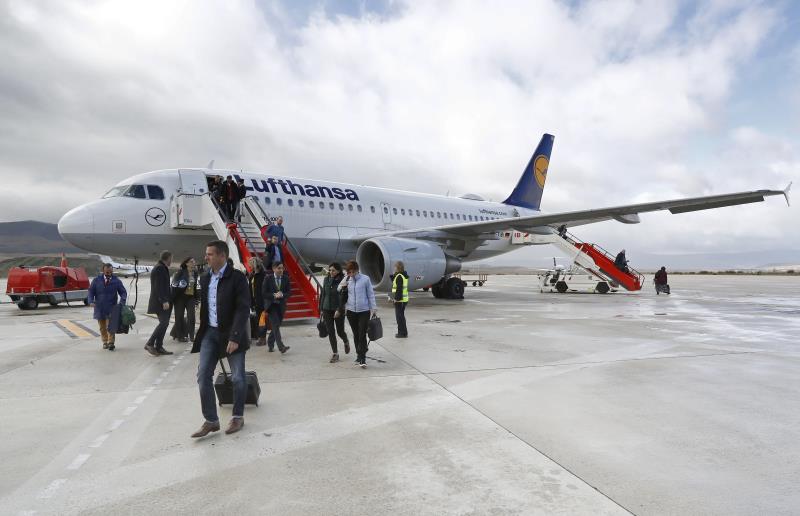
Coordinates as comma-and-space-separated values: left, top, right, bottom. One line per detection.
191, 240, 251, 438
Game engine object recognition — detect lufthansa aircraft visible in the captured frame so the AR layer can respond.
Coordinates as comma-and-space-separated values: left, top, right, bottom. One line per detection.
58, 134, 789, 295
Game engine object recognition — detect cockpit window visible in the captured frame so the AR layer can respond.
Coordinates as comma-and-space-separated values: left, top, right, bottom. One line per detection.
147, 185, 165, 200
123, 185, 146, 199
104, 184, 151, 199
103, 186, 127, 198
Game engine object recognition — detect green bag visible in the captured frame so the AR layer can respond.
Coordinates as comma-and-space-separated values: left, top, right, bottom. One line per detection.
121, 305, 136, 326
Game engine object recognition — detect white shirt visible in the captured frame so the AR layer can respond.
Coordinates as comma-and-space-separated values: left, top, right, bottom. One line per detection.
208, 263, 227, 328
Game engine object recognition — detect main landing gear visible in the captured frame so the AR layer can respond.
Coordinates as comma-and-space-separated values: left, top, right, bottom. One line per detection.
428, 276, 466, 300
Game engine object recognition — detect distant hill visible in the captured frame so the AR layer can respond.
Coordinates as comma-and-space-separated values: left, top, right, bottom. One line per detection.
0, 220, 83, 255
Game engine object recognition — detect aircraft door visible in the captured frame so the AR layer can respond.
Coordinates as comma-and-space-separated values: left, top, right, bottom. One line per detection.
380, 202, 392, 228
178, 169, 209, 195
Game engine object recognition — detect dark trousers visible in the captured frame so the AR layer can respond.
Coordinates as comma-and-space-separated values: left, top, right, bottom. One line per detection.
170, 296, 187, 340
185, 297, 196, 340
394, 302, 408, 336
147, 308, 172, 348
346, 310, 370, 361
197, 328, 246, 420
267, 306, 285, 350
323, 309, 349, 353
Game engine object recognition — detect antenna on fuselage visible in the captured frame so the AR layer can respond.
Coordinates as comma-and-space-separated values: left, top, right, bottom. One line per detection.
207, 160, 215, 170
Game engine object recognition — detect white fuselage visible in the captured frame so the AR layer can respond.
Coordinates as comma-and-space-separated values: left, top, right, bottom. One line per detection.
58, 169, 538, 264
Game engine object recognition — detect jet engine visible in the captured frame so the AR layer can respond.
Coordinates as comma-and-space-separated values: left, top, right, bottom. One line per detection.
356, 237, 461, 291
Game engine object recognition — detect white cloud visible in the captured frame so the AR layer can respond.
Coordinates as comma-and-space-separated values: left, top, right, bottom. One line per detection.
0, 0, 796, 260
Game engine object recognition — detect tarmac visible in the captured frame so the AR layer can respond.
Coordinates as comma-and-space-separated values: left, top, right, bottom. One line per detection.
0, 274, 799, 515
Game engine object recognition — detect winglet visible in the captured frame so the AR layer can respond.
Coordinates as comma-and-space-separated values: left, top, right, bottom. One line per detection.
783, 182, 792, 207
207, 160, 215, 170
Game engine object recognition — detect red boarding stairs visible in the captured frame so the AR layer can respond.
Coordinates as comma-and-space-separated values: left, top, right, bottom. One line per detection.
560, 232, 644, 291
217, 198, 320, 320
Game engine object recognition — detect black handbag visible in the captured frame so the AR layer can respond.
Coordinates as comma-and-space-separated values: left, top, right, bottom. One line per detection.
367, 314, 383, 341
317, 318, 328, 338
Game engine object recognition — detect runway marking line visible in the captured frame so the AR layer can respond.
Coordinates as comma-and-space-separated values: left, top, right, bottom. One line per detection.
122, 405, 137, 416
52, 320, 97, 339
71, 321, 100, 337
37, 478, 67, 499
66, 454, 90, 471
88, 434, 110, 449
108, 419, 124, 431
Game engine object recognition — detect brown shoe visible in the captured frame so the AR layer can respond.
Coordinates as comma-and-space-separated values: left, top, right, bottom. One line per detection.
255, 337, 266, 347
102, 342, 109, 349
191, 421, 220, 438
225, 418, 244, 435
144, 344, 159, 357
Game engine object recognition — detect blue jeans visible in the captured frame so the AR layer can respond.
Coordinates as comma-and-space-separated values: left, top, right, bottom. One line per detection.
197, 327, 247, 422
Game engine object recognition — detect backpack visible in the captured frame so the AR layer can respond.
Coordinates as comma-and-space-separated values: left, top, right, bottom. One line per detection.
121, 305, 137, 326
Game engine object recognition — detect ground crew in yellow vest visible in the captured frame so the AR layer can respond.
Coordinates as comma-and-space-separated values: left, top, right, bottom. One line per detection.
390, 261, 409, 338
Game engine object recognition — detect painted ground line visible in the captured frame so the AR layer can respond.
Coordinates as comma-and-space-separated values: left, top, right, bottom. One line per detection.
133, 395, 147, 405
88, 434, 110, 449
37, 478, 67, 499
121, 406, 137, 416
143, 386, 155, 394
152, 378, 163, 385
51, 321, 78, 339
108, 419, 124, 431
160, 371, 169, 378
66, 454, 90, 471
72, 320, 100, 337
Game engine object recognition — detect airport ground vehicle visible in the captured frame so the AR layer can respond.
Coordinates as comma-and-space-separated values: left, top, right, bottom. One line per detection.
538, 266, 618, 294
6, 265, 90, 309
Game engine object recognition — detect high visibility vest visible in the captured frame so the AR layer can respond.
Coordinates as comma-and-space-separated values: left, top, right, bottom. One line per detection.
392, 274, 409, 303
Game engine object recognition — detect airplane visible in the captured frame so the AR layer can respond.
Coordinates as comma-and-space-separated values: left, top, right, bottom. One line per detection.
92, 254, 154, 277
57, 134, 790, 298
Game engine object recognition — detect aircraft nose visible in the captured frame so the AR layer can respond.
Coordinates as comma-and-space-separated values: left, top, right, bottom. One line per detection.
58, 204, 95, 249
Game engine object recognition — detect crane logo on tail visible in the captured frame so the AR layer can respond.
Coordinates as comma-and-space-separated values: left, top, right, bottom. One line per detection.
533, 155, 549, 188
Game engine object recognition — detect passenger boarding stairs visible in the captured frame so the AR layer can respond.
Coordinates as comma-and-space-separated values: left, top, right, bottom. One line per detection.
512, 230, 644, 291
171, 192, 320, 320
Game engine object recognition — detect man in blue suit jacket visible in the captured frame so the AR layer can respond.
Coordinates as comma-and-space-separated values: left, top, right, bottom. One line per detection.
262, 262, 291, 353
87, 263, 127, 351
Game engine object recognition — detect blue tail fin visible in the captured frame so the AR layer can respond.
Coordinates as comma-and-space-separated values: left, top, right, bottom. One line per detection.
502, 133, 554, 211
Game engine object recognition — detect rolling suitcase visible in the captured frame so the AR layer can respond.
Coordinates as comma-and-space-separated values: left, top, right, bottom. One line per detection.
214, 358, 261, 407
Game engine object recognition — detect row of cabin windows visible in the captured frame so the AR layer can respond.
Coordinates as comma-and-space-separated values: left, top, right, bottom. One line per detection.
260, 196, 498, 222
387, 206, 498, 222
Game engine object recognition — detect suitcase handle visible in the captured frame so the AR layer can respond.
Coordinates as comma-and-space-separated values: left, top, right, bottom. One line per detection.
218, 359, 232, 384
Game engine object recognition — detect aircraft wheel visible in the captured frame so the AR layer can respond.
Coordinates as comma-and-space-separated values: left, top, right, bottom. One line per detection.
555, 281, 568, 293
445, 277, 465, 299
431, 283, 443, 298
422, 287, 429, 292
478, 281, 484, 286
472, 281, 477, 287
595, 282, 610, 294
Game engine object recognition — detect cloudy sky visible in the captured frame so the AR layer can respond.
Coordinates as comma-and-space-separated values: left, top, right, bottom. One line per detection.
1, 0, 797, 265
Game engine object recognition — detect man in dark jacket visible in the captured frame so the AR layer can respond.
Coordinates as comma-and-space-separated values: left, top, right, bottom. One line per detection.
261, 235, 282, 273
145, 251, 173, 356
87, 263, 127, 351
191, 241, 251, 438
262, 262, 291, 353
223, 175, 238, 221
654, 266, 670, 294
390, 261, 409, 338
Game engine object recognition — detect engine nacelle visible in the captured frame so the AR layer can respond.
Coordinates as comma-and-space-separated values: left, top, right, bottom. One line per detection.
356, 237, 461, 291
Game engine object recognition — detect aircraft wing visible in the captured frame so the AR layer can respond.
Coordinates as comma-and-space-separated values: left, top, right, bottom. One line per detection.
353, 185, 790, 241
